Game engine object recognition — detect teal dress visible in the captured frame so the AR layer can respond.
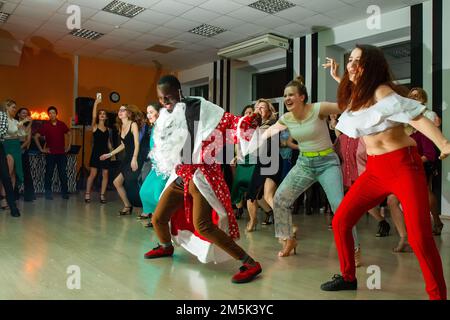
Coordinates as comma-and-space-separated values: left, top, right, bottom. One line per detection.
139, 130, 168, 214
230, 154, 255, 204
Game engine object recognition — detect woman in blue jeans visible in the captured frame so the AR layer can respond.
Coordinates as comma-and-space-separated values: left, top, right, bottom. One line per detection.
244, 76, 360, 261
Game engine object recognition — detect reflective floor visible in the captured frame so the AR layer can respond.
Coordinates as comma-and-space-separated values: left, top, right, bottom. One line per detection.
1, 193, 449, 300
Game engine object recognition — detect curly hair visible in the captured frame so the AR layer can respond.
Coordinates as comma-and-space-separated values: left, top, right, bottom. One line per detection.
116, 104, 144, 130
254, 98, 278, 122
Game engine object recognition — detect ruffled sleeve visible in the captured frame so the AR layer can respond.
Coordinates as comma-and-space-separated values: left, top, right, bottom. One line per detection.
336, 93, 427, 138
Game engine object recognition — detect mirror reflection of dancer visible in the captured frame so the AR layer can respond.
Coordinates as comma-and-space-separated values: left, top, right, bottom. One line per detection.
320, 45, 448, 300
144, 75, 262, 284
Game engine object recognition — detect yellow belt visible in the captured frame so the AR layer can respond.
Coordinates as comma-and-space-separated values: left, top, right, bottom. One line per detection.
301, 147, 334, 157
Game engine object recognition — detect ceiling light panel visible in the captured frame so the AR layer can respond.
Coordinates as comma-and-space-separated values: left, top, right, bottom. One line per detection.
248, 0, 295, 14
70, 28, 104, 40
0, 12, 9, 24
103, 0, 146, 18
188, 24, 226, 37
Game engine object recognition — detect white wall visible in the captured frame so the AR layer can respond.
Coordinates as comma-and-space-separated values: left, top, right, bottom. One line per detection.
231, 67, 252, 116
317, 6, 411, 101
178, 63, 213, 98
324, 45, 345, 101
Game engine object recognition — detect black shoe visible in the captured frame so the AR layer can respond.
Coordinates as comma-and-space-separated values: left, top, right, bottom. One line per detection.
234, 207, 243, 220
119, 206, 133, 216
62, 193, 69, 200
261, 210, 274, 225
376, 220, 390, 237
10, 207, 21, 217
320, 274, 357, 291
145, 221, 153, 228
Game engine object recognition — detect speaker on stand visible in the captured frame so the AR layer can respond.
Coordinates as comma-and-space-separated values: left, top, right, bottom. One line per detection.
75, 97, 95, 191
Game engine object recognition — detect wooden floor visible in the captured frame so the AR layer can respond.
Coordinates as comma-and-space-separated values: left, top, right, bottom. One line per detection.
1, 192, 449, 300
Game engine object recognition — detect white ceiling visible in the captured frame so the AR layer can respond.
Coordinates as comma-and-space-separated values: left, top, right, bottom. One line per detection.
0, 0, 425, 70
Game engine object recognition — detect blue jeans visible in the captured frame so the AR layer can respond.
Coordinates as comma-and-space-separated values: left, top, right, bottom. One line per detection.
273, 152, 359, 246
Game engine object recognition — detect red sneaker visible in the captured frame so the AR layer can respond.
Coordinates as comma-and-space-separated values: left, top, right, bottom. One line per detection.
231, 262, 262, 283
144, 245, 174, 259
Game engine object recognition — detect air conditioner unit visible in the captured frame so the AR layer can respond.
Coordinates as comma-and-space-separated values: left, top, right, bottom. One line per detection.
218, 34, 289, 59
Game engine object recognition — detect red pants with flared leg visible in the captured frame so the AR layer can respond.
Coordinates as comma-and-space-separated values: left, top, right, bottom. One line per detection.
332, 146, 447, 300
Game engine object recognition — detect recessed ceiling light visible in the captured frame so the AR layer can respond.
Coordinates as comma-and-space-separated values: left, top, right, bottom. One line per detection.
103, 0, 145, 18
248, 0, 295, 14
0, 12, 10, 24
70, 29, 104, 40
146, 44, 177, 54
188, 24, 226, 37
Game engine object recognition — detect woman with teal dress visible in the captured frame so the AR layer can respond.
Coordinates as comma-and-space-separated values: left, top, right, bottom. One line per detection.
138, 102, 167, 227
0, 100, 31, 205
230, 105, 255, 219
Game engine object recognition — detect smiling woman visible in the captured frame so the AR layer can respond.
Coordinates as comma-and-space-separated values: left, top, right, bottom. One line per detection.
243, 75, 360, 261
322, 44, 450, 300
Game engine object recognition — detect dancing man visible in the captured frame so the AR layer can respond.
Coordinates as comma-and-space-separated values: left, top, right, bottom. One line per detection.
143, 75, 262, 284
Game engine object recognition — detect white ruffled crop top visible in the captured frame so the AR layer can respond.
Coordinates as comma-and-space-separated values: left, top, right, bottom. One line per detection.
335, 93, 427, 138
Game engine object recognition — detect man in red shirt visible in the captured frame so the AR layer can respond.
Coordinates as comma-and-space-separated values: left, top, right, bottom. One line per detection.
34, 106, 71, 200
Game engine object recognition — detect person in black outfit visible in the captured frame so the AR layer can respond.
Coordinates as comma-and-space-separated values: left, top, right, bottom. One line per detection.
100, 104, 142, 215
85, 95, 112, 204
0, 106, 20, 217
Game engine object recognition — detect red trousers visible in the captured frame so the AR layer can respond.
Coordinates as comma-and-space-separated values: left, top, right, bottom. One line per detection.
332, 146, 447, 300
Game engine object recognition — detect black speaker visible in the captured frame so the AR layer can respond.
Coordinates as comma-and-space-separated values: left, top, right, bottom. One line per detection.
75, 97, 95, 125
